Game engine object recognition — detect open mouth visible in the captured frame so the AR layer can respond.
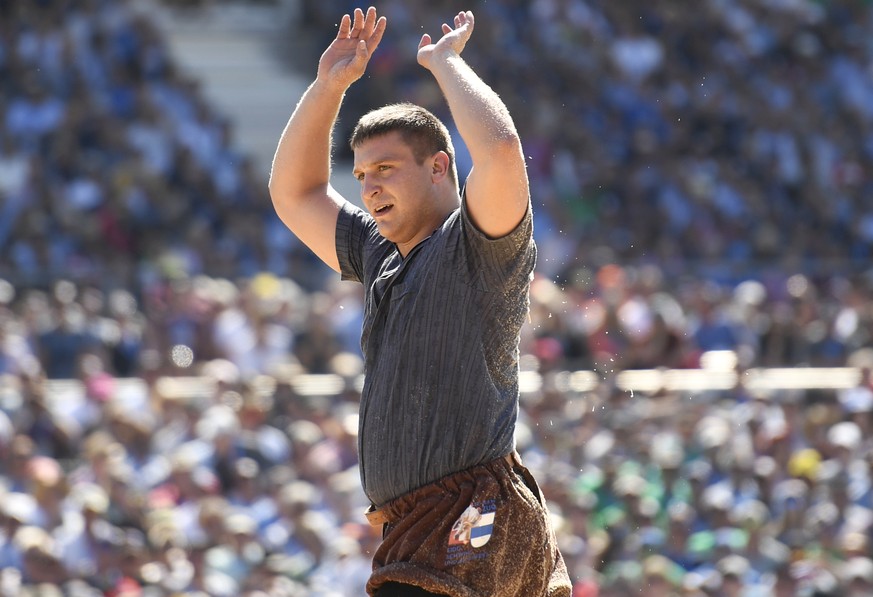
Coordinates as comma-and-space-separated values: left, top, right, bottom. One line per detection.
374, 204, 394, 216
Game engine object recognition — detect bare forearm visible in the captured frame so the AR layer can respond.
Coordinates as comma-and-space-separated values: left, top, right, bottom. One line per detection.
428, 52, 520, 158
271, 5, 385, 201
267, 7, 385, 271
268, 79, 346, 201
414, 11, 528, 236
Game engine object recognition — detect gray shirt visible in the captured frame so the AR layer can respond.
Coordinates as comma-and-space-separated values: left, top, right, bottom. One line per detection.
336, 197, 536, 506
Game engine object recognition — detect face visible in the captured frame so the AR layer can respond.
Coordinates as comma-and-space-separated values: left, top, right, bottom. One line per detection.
353, 131, 447, 255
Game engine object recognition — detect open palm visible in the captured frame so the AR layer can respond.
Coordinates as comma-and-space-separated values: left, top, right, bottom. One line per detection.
318, 7, 386, 88
418, 11, 474, 70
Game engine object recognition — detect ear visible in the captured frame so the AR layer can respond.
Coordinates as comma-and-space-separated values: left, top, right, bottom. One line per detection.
430, 151, 450, 183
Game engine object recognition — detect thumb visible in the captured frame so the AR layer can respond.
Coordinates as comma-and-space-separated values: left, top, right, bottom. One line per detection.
418, 33, 431, 50
349, 39, 369, 71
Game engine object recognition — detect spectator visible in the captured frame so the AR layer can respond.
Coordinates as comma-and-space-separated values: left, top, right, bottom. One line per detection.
0, 0, 872, 594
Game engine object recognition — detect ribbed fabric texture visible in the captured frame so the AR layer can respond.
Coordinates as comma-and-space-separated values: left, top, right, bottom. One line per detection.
336, 198, 536, 507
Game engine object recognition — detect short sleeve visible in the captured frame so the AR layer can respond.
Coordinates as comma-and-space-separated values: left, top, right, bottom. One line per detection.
336, 202, 372, 283
460, 195, 536, 288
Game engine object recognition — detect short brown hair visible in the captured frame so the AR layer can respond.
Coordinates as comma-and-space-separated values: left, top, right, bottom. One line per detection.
350, 103, 458, 187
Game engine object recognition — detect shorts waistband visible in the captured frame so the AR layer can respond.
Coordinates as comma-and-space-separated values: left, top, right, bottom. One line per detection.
364, 452, 521, 527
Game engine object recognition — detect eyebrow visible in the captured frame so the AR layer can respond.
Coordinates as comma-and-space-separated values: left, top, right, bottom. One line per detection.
352, 155, 400, 176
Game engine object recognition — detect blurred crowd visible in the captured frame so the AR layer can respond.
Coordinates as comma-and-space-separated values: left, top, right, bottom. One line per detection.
304, 0, 873, 284
1, 0, 873, 595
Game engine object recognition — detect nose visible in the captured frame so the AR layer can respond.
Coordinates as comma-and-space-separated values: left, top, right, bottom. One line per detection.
361, 177, 379, 199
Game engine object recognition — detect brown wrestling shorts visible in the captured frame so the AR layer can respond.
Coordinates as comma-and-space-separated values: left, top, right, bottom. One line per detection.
364, 452, 572, 597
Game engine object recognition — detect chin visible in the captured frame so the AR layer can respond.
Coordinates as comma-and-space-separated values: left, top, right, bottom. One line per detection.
375, 225, 397, 243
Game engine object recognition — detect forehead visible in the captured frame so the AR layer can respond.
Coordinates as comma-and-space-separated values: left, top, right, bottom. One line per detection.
352, 131, 415, 167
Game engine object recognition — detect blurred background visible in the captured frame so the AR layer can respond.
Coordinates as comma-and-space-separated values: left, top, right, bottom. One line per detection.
0, 0, 872, 595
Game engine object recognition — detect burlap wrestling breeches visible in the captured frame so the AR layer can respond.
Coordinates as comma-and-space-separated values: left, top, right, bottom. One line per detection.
364, 453, 572, 597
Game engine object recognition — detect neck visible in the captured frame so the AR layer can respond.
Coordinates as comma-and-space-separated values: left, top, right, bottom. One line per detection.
396, 203, 455, 257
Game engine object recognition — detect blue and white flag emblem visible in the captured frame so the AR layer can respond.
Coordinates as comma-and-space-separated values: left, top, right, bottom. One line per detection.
449, 502, 496, 548
469, 510, 495, 548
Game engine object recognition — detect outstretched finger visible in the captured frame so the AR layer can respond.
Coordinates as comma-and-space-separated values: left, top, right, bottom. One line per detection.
368, 16, 388, 50
350, 7, 365, 38
362, 6, 377, 37
337, 13, 351, 39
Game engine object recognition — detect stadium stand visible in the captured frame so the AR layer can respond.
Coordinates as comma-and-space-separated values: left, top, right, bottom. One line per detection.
0, 0, 872, 595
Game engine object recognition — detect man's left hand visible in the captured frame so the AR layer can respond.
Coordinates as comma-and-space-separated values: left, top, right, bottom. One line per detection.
417, 10, 474, 70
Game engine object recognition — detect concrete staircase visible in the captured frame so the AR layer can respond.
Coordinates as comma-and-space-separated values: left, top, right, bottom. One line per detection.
136, 0, 358, 200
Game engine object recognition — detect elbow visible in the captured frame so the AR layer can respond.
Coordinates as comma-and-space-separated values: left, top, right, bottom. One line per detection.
268, 166, 329, 207
267, 167, 282, 199
485, 130, 524, 162
268, 181, 283, 203
495, 131, 522, 152
268, 171, 303, 205
267, 176, 283, 207
267, 166, 290, 199
488, 113, 523, 150
267, 177, 299, 215
489, 117, 522, 147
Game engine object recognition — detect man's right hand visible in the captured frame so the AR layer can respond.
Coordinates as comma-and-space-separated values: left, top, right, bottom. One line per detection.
317, 6, 387, 90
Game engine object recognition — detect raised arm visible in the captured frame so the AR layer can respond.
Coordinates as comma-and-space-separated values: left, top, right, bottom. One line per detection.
268, 7, 386, 272
417, 11, 529, 239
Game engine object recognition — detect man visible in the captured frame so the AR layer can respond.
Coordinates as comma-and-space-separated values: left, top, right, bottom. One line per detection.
269, 7, 571, 596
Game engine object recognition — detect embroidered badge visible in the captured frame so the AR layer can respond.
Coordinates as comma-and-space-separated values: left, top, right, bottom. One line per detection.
446, 499, 497, 567
449, 505, 482, 546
